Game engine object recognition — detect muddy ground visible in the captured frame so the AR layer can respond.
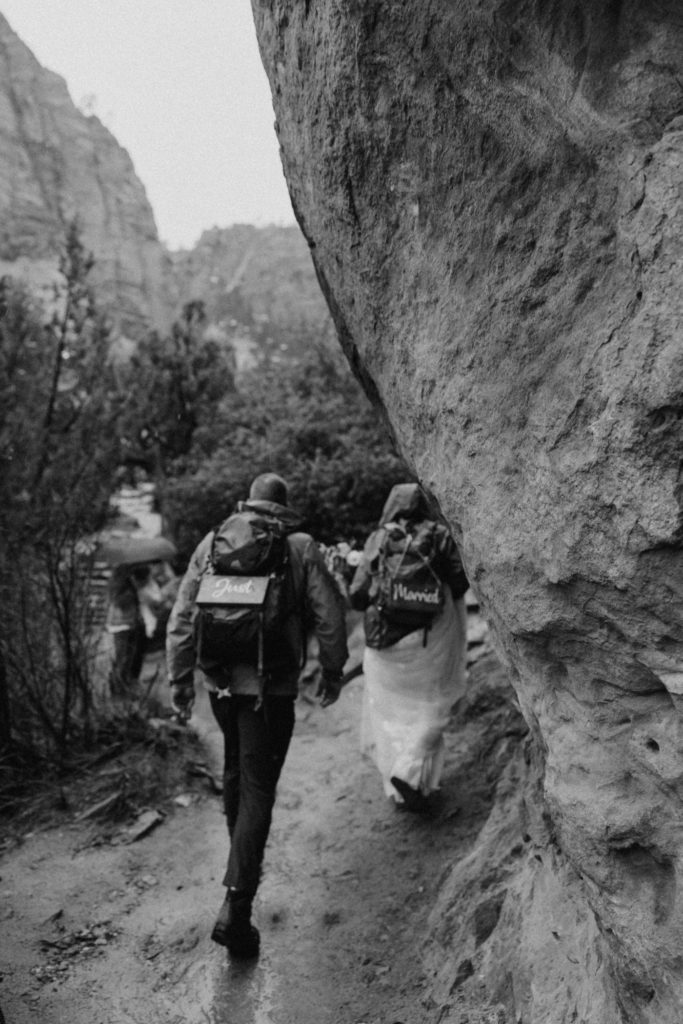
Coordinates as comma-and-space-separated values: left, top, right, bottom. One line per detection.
0, 617, 515, 1024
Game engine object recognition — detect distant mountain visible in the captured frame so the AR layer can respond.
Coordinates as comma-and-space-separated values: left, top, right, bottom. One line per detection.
0, 13, 172, 335
0, 16, 332, 359
170, 225, 333, 365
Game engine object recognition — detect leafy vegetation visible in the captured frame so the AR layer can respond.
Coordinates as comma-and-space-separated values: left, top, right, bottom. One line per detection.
0, 223, 125, 780
118, 299, 236, 477
160, 344, 408, 563
0, 222, 408, 795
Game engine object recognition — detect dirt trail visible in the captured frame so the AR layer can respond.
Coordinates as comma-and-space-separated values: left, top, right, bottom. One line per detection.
1, 623, 500, 1024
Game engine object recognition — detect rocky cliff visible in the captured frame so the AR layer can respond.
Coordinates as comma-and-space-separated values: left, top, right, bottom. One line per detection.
0, 14, 170, 334
171, 224, 332, 364
252, 2, 683, 1021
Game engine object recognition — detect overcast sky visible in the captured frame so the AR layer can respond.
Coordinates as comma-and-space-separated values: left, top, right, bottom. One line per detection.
0, 0, 296, 249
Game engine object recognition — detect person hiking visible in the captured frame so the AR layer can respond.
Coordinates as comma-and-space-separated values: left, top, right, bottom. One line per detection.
106, 563, 155, 698
166, 472, 349, 958
349, 482, 469, 814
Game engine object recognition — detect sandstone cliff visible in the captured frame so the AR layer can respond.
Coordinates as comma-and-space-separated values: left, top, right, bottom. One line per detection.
0, 13, 170, 334
252, 2, 683, 1021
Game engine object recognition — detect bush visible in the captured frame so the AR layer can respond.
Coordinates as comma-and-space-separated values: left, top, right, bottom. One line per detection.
161, 345, 410, 563
118, 300, 236, 475
0, 226, 409, 786
0, 223, 125, 774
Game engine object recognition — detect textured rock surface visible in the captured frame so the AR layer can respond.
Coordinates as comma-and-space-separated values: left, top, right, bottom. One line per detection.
252, 2, 683, 1020
0, 14, 170, 333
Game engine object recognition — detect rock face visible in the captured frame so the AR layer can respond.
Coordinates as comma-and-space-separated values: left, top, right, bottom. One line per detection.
252, 2, 683, 1021
0, 14, 170, 334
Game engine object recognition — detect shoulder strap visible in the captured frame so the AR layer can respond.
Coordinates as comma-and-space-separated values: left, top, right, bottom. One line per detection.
396, 522, 442, 583
393, 535, 413, 572
208, 524, 219, 565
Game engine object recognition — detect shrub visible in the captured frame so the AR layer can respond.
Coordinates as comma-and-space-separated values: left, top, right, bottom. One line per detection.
0, 223, 124, 775
161, 344, 410, 563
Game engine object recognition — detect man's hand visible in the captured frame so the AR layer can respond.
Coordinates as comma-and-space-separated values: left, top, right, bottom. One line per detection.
317, 670, 343, 708
171, 680, 195, 722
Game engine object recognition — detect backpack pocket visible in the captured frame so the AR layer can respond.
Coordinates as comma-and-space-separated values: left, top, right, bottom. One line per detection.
194, 573, 299, 675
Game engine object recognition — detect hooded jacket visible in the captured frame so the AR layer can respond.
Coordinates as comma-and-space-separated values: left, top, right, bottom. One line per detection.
349, 483, 468, 649
166, 499, 349, 696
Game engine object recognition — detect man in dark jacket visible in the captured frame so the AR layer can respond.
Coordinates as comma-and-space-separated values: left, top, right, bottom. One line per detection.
166, 473, 348, 958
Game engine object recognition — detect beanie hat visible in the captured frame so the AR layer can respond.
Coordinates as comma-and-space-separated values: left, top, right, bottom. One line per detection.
249, 472, 289, 506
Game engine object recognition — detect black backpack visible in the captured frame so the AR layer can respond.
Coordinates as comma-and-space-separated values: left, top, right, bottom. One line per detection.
194, 507, 299, 680
375, 520, 445, 636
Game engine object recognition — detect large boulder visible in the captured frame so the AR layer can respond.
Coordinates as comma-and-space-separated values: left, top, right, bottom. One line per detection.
252, 2, 683, 1020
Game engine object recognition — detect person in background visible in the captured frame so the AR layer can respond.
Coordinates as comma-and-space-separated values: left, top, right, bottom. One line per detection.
136, 560, 178, 646
166, 472, 349, 959
349, 483, 469, 814
106, 563, 155, 698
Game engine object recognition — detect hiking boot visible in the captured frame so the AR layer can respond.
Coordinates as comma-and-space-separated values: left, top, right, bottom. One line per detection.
211, 892, 260, 959
390, 776, 432, 815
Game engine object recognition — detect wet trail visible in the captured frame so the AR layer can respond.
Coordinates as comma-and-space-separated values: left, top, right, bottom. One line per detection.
1, 616, 493, 1024
194, 666, 470, 1024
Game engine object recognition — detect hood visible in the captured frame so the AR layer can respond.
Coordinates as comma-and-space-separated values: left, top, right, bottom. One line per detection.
240, 499, 304, 533
379, 483, 430, 526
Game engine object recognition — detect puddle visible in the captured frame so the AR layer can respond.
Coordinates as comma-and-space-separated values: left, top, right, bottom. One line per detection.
211, 954, 277, 1024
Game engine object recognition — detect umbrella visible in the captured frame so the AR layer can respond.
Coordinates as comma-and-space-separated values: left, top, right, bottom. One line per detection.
96, 535, 177, 566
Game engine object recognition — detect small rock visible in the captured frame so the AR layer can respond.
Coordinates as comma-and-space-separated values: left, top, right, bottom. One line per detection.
136, 874, 159, 889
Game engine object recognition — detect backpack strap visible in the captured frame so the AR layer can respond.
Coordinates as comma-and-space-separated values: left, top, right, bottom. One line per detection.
255, 607, 266, 709
256, 538, 292, 710
205, 530, 218, 574
390, 522, 442, 583
393, 535, 412, 572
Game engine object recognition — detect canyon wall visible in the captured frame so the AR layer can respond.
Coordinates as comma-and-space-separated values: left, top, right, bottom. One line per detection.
252, 2, 683, 1021
0, 14, 170, 334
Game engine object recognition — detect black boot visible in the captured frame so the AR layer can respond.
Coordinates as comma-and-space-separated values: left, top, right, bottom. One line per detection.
211, 890, 260, 958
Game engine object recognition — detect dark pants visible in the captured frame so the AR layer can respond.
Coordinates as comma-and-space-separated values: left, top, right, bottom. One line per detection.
209, 692, 296, 896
